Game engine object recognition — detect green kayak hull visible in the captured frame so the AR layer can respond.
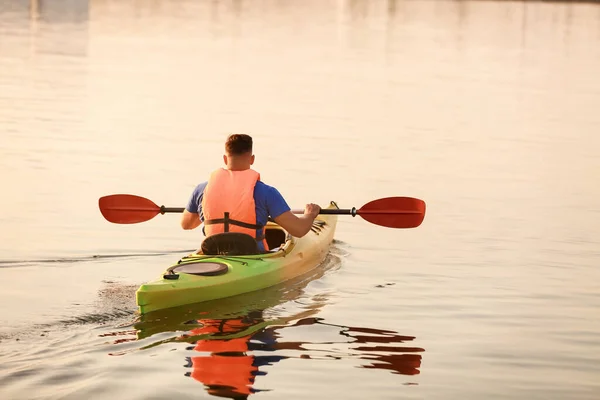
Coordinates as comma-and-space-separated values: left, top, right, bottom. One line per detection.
135, 202, 339, 314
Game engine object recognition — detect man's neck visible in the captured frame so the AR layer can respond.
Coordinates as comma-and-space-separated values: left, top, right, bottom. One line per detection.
226, 165, 250, 171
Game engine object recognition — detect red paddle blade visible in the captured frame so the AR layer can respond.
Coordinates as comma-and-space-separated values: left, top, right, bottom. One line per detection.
357, 197, 426, 228
99, 194, 161, 224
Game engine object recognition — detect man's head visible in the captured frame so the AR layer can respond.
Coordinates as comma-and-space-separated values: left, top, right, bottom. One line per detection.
223, 134, 255, 170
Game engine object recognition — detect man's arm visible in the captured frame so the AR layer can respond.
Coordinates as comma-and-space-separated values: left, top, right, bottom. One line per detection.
181, 182, 206, 230
181, 210, 202, 230
273, 204, 320, 238
262, 184, 320, 238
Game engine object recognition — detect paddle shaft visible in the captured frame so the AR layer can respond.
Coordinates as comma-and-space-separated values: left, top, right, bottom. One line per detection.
159, 207, 348, 215
291, 208, 422, 216
161, 207, 185, 214
158, 207, 351, 215
161, 207, 420, 216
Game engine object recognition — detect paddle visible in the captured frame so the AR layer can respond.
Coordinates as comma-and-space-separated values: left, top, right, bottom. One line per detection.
98, 194, 425, 228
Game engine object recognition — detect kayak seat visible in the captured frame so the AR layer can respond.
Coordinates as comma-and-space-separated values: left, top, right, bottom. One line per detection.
201, 232, 260, 256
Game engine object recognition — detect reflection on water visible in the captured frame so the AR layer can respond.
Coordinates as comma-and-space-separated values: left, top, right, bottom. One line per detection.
130, 304, 423, 400
182, 315, 423, 399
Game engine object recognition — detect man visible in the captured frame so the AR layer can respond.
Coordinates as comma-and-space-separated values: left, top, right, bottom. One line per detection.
181, 134, 321, 252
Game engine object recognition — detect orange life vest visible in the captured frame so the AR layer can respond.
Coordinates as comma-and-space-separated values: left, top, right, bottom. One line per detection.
188, 318, 257, 396
201, 168, 268, 250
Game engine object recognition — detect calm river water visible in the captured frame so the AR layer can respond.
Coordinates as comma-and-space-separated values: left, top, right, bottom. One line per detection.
1, 0, 599, 399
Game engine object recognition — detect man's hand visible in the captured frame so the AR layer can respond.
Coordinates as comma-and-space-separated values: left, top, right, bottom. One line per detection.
304, 203, 321, 219
274, 203, 322, 238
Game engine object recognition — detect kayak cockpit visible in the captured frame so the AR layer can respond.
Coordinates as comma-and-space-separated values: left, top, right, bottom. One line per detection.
265, 225, 290, 252
197, 224, 291, 256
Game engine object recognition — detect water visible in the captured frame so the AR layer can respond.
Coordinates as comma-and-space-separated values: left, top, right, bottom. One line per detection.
1, 0, 600, 398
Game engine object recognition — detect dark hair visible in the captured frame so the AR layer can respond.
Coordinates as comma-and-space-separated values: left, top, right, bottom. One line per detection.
225, 134, 253, 155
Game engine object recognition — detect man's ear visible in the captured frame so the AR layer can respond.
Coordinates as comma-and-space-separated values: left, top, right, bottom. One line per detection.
223, 154, 228, 165
250, 155, 255, 165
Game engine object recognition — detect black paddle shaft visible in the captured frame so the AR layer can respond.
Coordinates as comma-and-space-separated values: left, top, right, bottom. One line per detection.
160, 206, 357, 216
160, 206, 185, 214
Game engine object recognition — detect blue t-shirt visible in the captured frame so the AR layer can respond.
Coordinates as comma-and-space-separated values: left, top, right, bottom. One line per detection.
185, 180, 291, 251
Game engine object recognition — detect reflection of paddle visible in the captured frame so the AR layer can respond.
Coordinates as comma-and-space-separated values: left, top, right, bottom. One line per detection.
98, 194, 426, 228
292, 317, 419, 343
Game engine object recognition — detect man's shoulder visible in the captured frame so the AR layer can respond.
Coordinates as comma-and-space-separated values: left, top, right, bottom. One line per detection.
190, 181, 208, 200
255, 180, 274, 190
195, 181, 208, 192
255, 181, 280, 196
254, 180, 290, 217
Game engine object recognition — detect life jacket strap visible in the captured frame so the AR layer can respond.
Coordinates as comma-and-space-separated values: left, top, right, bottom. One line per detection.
204, 212, 264, 232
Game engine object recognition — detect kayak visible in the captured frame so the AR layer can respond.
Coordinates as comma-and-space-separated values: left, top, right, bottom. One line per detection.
134, 257, 338, 339
135, 201, 339, 314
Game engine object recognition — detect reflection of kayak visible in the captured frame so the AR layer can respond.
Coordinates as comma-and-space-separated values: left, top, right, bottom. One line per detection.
135, 202, 339, 314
